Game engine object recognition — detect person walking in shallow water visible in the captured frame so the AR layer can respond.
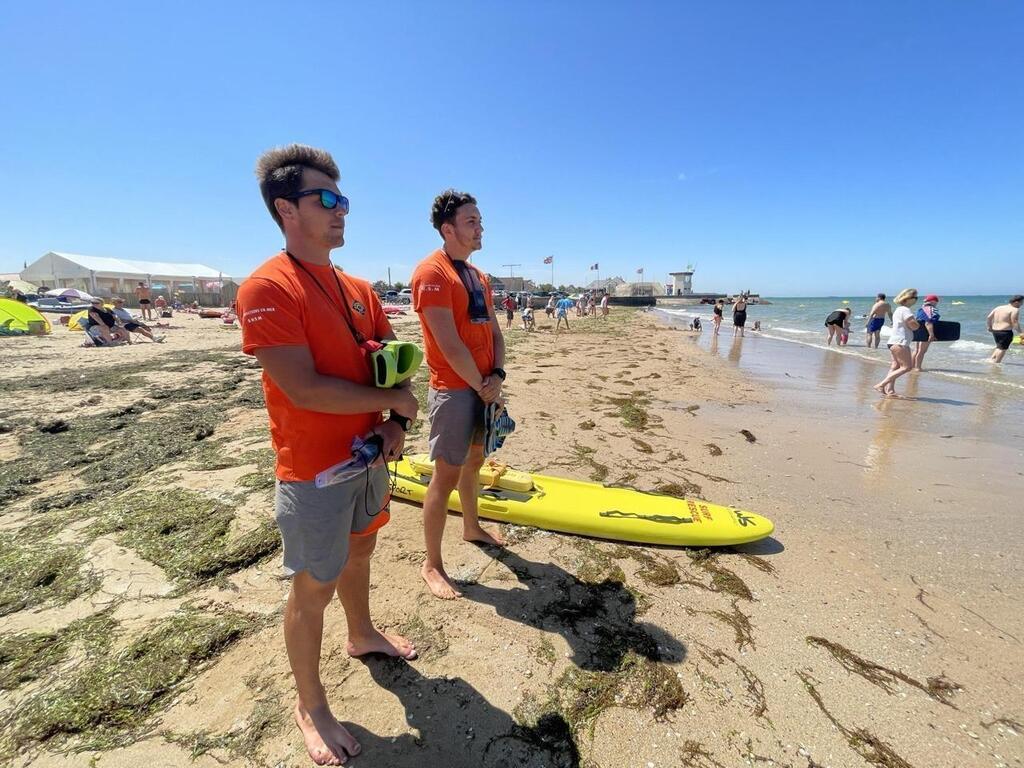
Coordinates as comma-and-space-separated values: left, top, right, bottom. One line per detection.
912, 295, 940, 370
874, 288, 920, 397
986, 295, 1022, 364
865, 293, 892, 349
712, 299, 724, 334
732, 294, 748, 337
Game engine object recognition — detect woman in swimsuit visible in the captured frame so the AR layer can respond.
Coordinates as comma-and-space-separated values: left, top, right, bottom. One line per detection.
712, 299, 723, 334
732, 295, 748, 337
824, 308, 851, 346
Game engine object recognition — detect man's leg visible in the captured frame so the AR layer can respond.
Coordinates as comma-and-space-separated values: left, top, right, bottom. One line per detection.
338, 532, 416, 659
421, 459, 463, 599
286, 571, 362, 766
458, 443, 506, 547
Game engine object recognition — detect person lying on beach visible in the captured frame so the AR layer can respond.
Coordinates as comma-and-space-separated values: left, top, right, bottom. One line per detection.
874, 288, 920, 397
865, 293, 892, 349
412, 189, 506, 601
83, 298, 129, 347
912, 295, 940, 370
238, 144, 420, 766
987, 295, 1022, 363
110, 297, 165, 343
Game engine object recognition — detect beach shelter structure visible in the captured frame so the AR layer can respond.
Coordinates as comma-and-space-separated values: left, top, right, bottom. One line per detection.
21, 252, 231, 305
0, 298, 51, 334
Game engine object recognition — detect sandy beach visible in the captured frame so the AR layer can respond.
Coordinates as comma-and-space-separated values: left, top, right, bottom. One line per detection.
1, 308, 1021, 768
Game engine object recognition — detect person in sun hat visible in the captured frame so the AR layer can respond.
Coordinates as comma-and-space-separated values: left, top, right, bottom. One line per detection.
912, 294, 941, 370
874, 288, 920, 397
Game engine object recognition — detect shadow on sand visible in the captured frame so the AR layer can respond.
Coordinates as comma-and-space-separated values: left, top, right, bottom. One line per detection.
461, 545, 686, 672
345, 657, 580, 768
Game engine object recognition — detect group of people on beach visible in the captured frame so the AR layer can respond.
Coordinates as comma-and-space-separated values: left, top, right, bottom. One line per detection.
709, 294, 755, 337
79, 295, 165, 346
236, 144, 541, 765
869, 290, 1022, 397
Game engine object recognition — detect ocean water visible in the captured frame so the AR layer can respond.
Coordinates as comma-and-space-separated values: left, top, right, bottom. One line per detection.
658, 296, 1024, 393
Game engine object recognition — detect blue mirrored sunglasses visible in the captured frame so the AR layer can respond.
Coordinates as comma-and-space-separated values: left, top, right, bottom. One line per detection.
285, 188, 349, 213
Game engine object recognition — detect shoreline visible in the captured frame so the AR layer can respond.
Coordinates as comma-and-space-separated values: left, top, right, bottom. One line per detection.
1, 308, 1021, 767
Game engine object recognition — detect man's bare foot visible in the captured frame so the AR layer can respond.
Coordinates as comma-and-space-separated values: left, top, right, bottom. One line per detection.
873, 384, 887, 395
347, 629, 417, 660
421, 564, 462, 599
294, 701, 360, 766
464, 524, 506, 547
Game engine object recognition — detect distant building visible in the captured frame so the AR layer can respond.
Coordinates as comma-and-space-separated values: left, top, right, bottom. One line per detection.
616, 281, 665, 298
22, 252, 234, 304
586, 276, 625, 293
487, 275, 534, 293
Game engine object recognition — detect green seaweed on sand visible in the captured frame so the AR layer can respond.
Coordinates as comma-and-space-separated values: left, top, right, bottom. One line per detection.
610, 545, 680, 587
607, 395, 650, 430
235, 447, 278, 491
571, 443, 608, 482
684, 549, 754, 601
680, 740, 727, 768
656, 479, 703, 498
518, 651, 688, 740
532, 635, 558, 667
161, 674, 286, 762
4, 606, 261, 754
806, 636, 961, 707
89, 487, 280, 588
571, 541, 625, 585
797, 670, 916, 768
0, 534, 100, 617
698, 645, 769, 721
398, 613, 449, 662
0, 609, 119, 692
632, 437, 654, 454
686, 600, 756, 651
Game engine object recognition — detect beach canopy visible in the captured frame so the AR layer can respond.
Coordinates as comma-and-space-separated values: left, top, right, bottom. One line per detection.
46, 287, 96, 301
0, 298, 51, 335
4, 279, 39, 294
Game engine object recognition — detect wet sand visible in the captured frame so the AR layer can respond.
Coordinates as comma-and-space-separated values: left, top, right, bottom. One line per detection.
1, 308, 1021, 767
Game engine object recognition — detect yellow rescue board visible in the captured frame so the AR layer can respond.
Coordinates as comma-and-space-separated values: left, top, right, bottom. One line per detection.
388, 455, 774, 547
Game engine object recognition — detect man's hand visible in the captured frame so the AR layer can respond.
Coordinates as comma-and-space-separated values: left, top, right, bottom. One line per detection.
390, 387, 420, 421
370, 419, 406, 465
478, 375, 503, 404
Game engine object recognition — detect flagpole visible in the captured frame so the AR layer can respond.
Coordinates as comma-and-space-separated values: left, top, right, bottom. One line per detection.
551, 256, 554, 289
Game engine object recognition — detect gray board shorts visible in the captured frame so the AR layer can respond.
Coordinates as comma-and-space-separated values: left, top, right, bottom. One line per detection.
275, 465, 390, 583
427, 387, 485, 466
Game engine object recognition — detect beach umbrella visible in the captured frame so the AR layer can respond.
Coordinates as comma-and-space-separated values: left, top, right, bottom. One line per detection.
45, 288, 96, 301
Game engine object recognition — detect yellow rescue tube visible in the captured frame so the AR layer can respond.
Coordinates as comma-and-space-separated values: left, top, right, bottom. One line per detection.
388, 456, 774, 547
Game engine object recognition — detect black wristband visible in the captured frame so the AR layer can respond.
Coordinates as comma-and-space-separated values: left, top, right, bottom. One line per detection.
389, 413, 411, 432
492, 367, 507, 381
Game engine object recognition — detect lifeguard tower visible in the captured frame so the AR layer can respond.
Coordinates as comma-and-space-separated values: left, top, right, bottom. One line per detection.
667, 267, 694, 297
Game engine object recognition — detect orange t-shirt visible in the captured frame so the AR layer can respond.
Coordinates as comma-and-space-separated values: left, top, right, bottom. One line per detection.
411, 249, 495, 390
237, 252, 393, 482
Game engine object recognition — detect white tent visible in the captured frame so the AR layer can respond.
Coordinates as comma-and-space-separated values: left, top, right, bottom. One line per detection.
21, 252, 230, 300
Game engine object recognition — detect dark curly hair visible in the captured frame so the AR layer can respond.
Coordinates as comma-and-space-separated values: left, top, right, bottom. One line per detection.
255, 144, 340, 230
430, 189, 477, 233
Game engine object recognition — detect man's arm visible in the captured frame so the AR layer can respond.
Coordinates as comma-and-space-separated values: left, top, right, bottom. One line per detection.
987, 308, 995, 331
1013, 307, 1021, 333
252, 345, 418, 419
420, 307, 486, 392
490, 307, 505, 370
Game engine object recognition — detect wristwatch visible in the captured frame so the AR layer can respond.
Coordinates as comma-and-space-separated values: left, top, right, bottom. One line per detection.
491, 367, 507, 381
389, 413, 411, 432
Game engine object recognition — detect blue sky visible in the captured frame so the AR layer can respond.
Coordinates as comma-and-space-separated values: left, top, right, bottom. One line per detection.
1, 1, 1020, 296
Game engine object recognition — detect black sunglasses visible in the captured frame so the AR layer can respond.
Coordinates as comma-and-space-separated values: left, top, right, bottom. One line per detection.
284, 188, 349, 213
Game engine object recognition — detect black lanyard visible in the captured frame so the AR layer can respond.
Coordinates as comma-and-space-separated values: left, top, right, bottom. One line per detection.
286, 251, 366, 344
446, 253, 491, 323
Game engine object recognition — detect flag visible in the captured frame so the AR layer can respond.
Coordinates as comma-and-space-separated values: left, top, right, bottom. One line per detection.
590, 263, 599, 270
636, 268, 643, 274
543, 255, 553, 264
